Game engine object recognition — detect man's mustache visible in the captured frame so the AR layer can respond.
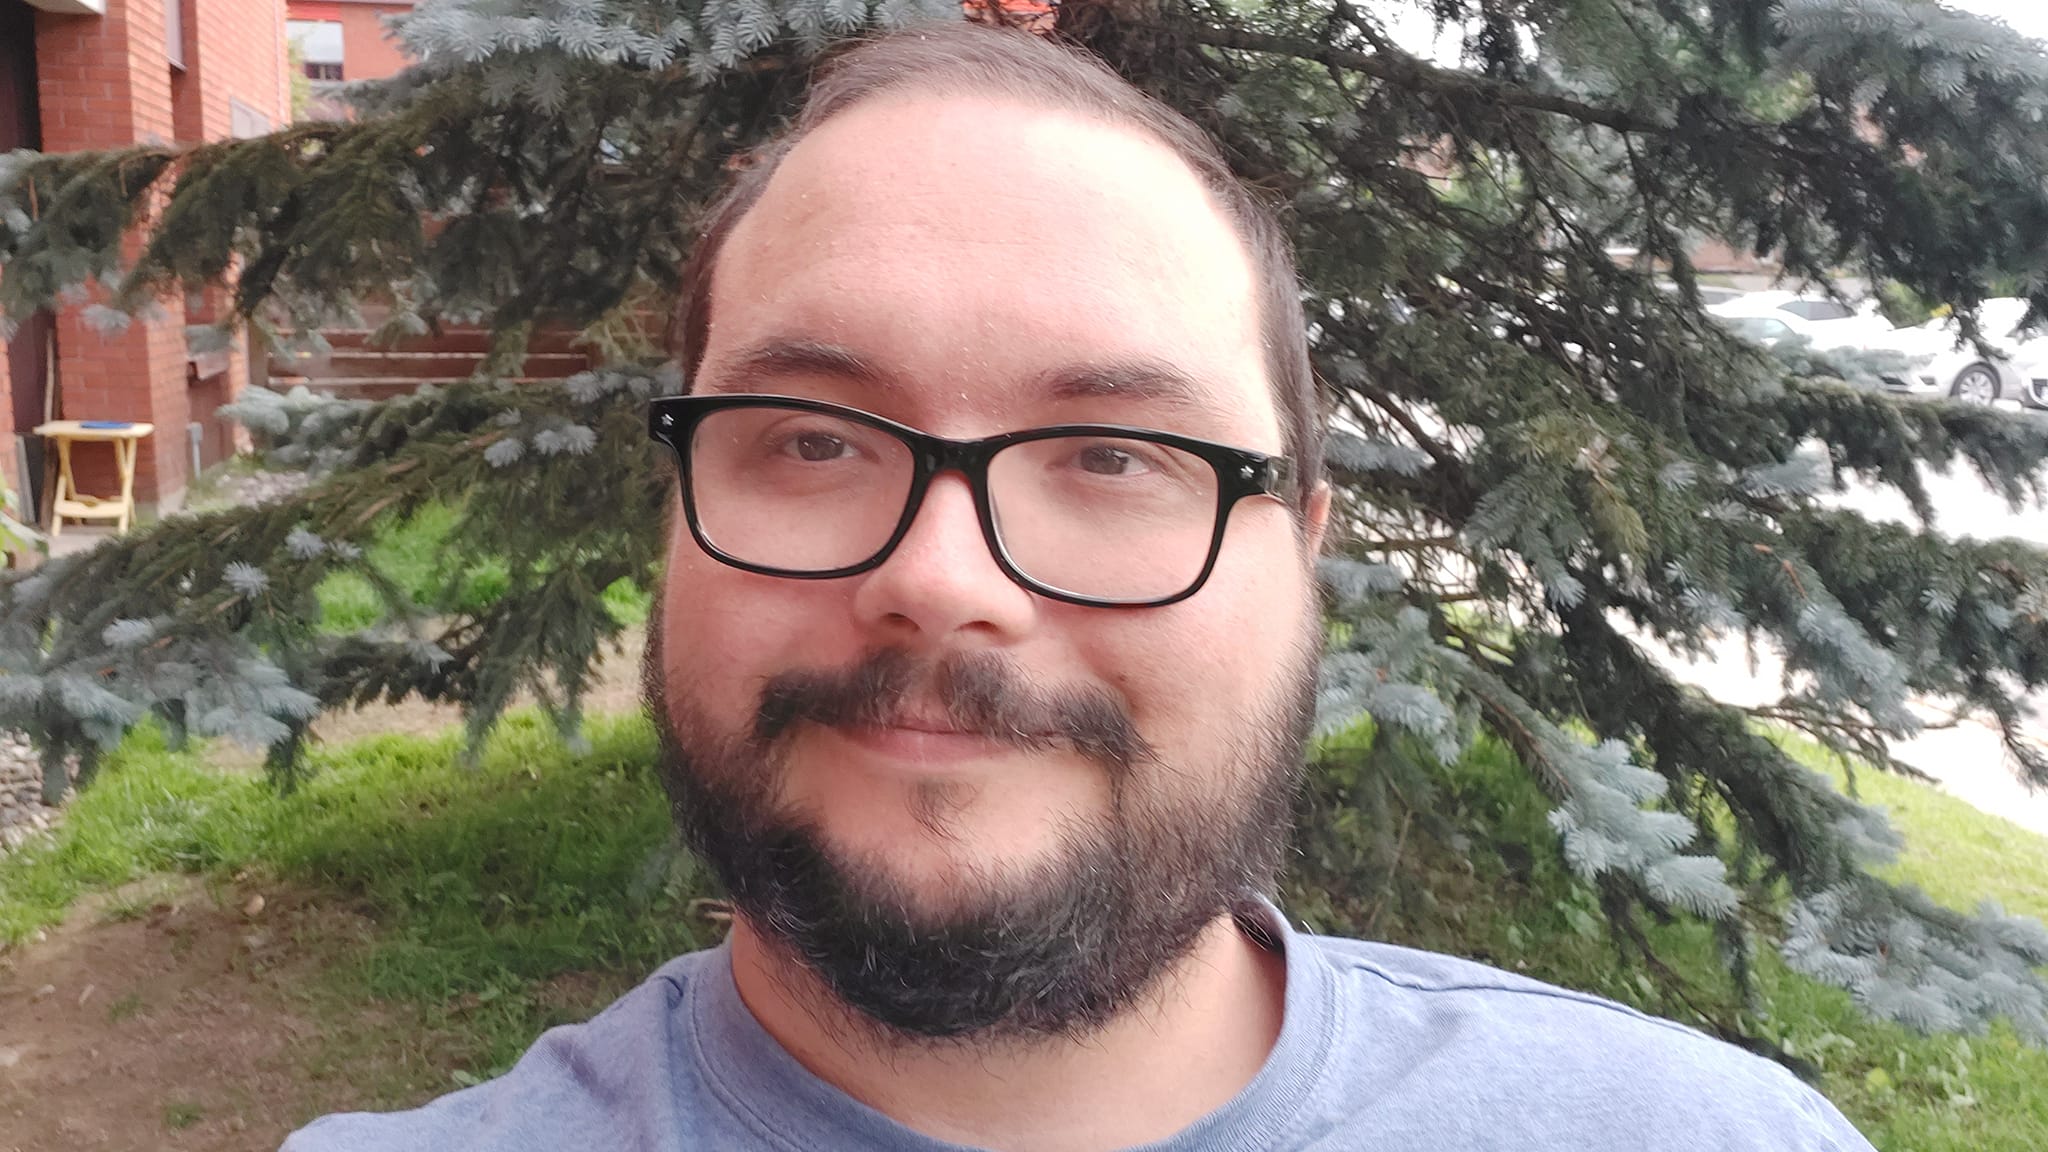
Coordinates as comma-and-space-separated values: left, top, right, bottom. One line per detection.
753, 648, 1153, 774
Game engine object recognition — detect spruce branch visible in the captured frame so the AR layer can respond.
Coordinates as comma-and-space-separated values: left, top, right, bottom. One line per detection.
1178, 24, 1670, 134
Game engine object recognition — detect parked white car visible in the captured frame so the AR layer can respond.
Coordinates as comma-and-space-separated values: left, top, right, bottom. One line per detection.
1873, 298, 2048, 408
1708, 291, 1900, 352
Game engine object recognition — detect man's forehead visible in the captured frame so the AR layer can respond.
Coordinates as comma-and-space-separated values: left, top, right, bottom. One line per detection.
749, 91, 1227, 230
701, 92, 1276, 440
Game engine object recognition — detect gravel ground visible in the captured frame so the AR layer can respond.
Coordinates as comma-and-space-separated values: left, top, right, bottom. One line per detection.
0, 732, 71, 854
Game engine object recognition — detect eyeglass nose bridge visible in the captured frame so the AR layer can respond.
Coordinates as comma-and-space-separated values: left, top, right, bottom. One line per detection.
889, 432, 1010, 567
911, 433, 996, 479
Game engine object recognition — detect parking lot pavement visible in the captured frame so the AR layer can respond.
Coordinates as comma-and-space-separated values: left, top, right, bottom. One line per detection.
1650, 461, 2048, 836
1649, 631, 2048, 837
1830, 441, 2048, 545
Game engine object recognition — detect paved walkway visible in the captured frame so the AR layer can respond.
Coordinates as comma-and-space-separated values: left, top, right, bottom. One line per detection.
45, 525, 115, 561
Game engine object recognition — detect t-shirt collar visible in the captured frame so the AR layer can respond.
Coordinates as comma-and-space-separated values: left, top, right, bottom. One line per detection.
684, 897, 1339, 1152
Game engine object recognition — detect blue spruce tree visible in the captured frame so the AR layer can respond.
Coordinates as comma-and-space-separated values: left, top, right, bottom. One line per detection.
8, 0, 2048, 1053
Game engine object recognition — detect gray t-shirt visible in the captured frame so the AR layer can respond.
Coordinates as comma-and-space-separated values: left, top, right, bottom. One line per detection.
282, 903, 1874, 1150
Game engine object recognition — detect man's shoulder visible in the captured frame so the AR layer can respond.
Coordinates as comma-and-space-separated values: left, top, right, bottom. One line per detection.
280, 949, 717, 1152
1312, 931, 1687, 1018
1312, 931, 1729, 1044
1300, 933, 1872, 1149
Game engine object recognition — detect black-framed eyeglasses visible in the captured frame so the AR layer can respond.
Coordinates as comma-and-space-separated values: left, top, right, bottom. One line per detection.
648, 394, 1294, 608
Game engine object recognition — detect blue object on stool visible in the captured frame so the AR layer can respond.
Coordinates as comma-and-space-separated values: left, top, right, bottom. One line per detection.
80, 420, 134, 430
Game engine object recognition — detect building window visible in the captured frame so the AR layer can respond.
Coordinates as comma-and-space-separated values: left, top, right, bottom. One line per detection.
165, 0, 187, 70
287, 20, 345, 82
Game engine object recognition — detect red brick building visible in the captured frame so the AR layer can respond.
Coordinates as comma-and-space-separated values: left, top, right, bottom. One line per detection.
0, 0, 289, 520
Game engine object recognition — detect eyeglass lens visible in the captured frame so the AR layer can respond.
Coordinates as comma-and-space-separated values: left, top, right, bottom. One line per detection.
687, 405, 1221, 602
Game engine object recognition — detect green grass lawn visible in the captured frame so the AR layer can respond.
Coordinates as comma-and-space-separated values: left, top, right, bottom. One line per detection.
2, 711, 2045, 1146
1814, 749, 2048, 923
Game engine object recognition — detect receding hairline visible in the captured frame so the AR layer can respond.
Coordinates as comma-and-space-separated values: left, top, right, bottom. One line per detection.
786, 30, 1262, 224
714, 87, 1265, 299
800, 25, 1191, 119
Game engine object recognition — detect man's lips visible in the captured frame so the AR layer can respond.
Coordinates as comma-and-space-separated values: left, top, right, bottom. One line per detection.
876, 711, 970, 735
822, 713, 1034, 765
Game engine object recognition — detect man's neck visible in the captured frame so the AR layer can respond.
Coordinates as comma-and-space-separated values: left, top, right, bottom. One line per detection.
726, 911, 1288, 1152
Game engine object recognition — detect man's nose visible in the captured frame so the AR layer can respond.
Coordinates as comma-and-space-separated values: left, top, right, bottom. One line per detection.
850, 472, 1038, 644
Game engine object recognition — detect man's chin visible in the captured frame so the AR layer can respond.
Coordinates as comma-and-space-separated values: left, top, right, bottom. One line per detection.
720, 813, 1158, 1042
798, 817, 1083, 926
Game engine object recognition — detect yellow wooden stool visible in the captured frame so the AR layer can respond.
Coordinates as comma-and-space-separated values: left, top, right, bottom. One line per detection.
34, 420, 156, 537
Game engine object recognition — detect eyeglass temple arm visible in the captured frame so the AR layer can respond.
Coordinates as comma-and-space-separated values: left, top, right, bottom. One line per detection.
1257, 455, 1297, 499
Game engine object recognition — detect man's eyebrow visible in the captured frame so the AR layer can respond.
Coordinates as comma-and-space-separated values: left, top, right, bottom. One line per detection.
708, 339, 893, 391
1038, 359, 1232, 417
710, 343, 1233, 419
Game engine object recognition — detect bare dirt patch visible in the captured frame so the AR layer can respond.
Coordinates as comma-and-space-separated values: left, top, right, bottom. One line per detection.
0, 878, 383, 1152
0, 630, 657, 1149
318, 627, 646, 746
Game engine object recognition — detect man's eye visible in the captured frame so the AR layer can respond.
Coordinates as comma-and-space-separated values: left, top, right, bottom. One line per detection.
786, 432, 850, 462
1073, 445, 1151, 476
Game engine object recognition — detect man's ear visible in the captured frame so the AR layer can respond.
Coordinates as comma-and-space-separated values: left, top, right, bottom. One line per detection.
1302, 481, 1332, 559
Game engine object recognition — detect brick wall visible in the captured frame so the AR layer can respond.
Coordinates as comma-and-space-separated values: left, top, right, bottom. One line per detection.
191, 0, 289, 140
183, 0, 287, 474
24, 0, 288, 514
1691, 237, 1781, 277
34, 0, 185, 507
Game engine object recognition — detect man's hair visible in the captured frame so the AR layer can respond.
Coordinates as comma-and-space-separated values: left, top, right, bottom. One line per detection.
667, 21, 1324, 509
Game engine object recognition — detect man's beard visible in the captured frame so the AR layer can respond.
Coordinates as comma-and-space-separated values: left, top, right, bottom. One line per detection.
644, 616, 1318, 1045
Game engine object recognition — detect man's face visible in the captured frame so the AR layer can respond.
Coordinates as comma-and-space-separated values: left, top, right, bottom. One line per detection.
653, 94, 1325, 1036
